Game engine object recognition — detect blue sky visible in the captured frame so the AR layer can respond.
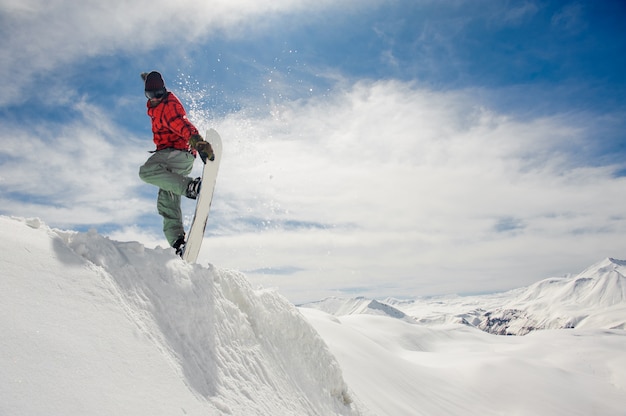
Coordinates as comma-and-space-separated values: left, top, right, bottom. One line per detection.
1, 0, 625, 303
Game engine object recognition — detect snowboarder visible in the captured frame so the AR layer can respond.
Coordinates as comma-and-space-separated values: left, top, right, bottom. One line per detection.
138, 71, 214, 255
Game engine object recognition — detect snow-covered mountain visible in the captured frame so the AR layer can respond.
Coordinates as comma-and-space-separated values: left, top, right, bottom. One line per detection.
302, 296, 414, 322
476, 257, 626, 334
304, 258, 626, 336
2, 215, 625, 416
1, 216, 356, 416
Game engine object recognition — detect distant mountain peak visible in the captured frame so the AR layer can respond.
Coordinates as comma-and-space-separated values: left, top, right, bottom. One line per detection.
301, 297, 415, 322
580, 257, 626, 276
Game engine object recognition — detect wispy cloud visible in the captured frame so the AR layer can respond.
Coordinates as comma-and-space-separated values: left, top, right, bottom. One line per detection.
0, 98, 151, 227
0, 0, 383, 105
191, 79, 626, 301
551, 3, 586, 34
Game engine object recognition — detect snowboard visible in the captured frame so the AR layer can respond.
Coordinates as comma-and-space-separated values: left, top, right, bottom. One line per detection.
182, 128, 222, 263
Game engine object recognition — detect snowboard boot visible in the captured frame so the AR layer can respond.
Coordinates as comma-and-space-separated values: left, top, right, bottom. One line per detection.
173, 235, 186, 257
186, 177, 202, 200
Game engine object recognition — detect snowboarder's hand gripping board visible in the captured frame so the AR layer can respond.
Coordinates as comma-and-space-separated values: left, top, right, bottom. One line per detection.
189, 134, 215, 163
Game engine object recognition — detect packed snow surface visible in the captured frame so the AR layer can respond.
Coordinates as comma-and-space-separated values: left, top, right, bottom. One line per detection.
2, 216, 626, 415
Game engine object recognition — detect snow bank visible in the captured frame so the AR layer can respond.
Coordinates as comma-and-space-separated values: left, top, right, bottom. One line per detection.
0, 216, 357, 416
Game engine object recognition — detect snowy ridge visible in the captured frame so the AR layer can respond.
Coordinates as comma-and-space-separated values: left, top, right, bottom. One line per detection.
301, 296, 414, 322
512, 258, 626, 307
486, 257, 626, 334
0, 216, 357, 416
304, 258, 626, 336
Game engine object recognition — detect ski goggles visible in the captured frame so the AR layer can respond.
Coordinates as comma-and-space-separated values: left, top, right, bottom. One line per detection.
145, 88, 166, 99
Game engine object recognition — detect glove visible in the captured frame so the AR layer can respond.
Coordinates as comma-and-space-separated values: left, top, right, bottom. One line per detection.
189, 134, 215, 164
189, 134, 203, 148
196, 141, 214, 163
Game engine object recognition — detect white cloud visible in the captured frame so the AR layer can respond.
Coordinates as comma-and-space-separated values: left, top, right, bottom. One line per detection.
1, 0, 623, 303
198, 79, 626, 302
0, 98, 152, 227
1, 73, 622, 303
0, 0, 383, 105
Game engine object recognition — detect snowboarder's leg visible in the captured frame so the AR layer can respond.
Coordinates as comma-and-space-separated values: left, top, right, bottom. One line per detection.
139, 148, 195, 246
157, 189, 185, 246
139, 149, 195, 195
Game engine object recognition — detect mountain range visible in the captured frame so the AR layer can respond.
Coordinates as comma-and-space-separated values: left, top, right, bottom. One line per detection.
302, 257, 626, 335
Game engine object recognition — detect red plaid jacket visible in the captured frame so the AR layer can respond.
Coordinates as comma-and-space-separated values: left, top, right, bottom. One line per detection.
147, 92, 199, 151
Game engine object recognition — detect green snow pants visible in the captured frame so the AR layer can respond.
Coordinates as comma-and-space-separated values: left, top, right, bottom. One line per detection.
139, 148, 195, 246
